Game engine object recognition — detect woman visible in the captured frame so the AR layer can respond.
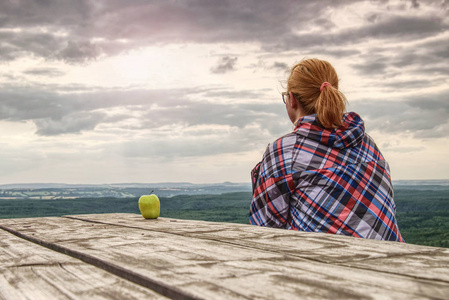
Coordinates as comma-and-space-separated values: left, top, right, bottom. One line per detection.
249, 58, 404, 242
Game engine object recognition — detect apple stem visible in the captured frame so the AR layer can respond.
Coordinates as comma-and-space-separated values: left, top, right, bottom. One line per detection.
150, 190, 154, 195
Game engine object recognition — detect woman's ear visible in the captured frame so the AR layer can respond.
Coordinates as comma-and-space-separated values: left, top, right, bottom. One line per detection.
289, 91, 307, 118
288, 91, 298, 109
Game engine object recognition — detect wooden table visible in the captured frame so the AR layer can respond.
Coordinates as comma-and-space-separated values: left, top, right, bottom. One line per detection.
1, 213, 448, 299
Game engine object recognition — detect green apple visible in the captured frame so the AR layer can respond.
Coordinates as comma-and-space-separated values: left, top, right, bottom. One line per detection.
138, 192, 160, 219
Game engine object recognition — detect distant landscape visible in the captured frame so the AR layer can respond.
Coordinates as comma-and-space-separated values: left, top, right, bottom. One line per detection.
0, 182, 252, 199
0, 180, 448, 248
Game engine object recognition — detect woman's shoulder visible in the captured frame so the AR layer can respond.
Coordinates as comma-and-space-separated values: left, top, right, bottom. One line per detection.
265, 132, 297, 154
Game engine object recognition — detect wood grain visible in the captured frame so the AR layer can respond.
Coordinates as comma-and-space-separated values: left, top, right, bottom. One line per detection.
1, 213, 448, 300
0, 228, 169, 300
66, 213, 449, 282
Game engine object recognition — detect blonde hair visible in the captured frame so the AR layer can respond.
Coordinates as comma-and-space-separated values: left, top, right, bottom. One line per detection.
287, 58, 347, 128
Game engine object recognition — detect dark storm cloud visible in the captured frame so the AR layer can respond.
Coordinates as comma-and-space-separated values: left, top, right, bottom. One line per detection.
0, 0, 301, 62
1, 0, 447, 68
0, 0, 370, 63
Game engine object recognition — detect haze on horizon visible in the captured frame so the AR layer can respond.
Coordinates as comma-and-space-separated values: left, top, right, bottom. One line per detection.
0, 0, 448, 184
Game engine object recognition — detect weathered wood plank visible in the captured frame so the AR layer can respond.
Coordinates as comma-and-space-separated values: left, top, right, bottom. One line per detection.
0, 228, 169, 300
65, 213, 449, 283
1, 214, 448, 299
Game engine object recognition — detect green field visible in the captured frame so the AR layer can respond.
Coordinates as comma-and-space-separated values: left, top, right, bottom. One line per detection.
0, 186, 448, 248
0, 192, 253, 224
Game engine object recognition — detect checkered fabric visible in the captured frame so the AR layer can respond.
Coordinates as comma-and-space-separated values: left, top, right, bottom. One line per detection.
250, 112, 404, 242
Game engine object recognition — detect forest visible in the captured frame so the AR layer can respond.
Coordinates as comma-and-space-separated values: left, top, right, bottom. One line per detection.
0, 185, 448, 248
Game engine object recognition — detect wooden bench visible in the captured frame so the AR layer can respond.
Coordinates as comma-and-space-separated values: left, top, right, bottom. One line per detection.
1, 213, 448, 299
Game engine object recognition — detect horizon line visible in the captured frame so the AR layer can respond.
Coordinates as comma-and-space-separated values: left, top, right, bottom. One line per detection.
0, 179, 449, 187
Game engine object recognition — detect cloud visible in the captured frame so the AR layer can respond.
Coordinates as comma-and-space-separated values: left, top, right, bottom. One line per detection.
0, 83, 288, 139
0, 0, 294, 62
23, 68, 65, 77
347, 31, 449, 82
277, 15, 448, 53
200, 88, 268, 99
1, 0, 447, 73
361, 15, 446, 39
350, 89, 449, 138
0, 30, 64, 61
0, 86, 149, 135
119, 129, 254, 159
271, 62, 289, 72
210, 56, 238, 74
34, 112, 106, 136
0, 0, 365, 64
54, 40, 100, 64
312, 48, 361, 58
0, 86, 163, 122
351, 58, 388, 76
115, 101, 288, 160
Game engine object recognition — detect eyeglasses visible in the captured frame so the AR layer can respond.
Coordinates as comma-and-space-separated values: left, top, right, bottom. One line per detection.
282, 92, 301, 104
281, 92, 289, 104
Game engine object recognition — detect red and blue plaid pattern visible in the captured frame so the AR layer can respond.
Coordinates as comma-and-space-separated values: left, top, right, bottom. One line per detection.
250, 112, 404, 242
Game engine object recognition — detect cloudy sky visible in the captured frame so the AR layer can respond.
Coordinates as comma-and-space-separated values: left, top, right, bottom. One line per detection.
0, 0, 448, 184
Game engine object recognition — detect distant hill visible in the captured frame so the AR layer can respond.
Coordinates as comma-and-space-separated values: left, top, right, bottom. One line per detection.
393, 180, 449, 186
0, 182, 252, 199
1, 180, 447, 200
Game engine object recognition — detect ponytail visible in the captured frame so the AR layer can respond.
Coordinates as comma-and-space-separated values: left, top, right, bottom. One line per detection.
287, 58, 347, 129
316, 82, 347, 128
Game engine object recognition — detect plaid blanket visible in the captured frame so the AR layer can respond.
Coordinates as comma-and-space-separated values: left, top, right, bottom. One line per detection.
250, 112, 404, 242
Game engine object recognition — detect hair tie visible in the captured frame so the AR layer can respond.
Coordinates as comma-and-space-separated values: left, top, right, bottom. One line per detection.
320, 82, 332, 92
